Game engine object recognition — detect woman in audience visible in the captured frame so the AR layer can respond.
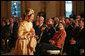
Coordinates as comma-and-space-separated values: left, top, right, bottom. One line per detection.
38, 21, 66, 55
49, 21, 66, 49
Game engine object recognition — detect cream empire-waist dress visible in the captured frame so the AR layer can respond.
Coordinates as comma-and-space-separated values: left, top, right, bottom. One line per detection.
14, 20, 37, 55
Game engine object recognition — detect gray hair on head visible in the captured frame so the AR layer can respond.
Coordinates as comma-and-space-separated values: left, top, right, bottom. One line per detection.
39, 16, 44, 20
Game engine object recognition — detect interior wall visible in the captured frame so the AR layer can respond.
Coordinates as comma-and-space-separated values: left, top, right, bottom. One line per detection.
29, 1, 41, 21
76, 1, 84, 15
46, 1, 57, 19
1, 1, 84, 20
72, 1, 84, 15
1, 1, 8, 18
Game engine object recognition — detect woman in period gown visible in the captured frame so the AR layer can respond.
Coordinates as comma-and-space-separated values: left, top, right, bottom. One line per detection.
14, 8, 37, 55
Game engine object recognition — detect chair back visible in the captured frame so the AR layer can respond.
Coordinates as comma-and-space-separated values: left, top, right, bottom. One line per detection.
60, 39, 65, 55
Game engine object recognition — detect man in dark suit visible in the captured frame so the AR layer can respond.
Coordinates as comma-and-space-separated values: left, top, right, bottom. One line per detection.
1, 20, 11, 53
6, 19, 10, 27
35, 16, 45, 41
12, 19, 19, 47
8, 18, 15, 49
53, 17, 59, 32
77, 19, 84, 55
63, 19, 84, 55
35, 18, 56, 55
39, 18, 56, 44
63, 19, 80, 55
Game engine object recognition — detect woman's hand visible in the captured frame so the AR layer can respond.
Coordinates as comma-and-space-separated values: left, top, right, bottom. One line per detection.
70, 38, 76, 45
30, 28, 35, 36
49, 40, 55, 45
34, 35, 38, 39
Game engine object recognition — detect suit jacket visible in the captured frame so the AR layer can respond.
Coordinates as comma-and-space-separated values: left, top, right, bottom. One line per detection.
13, 22, 19, 40
69, 27, 80, 40
1, 26, 7, 39
54, 24, 59, 32
34, 24, 45, 41
1, 25, 11, 39
50, 29, 66, 49
77, 28, 84, 49
40, 27, 56, 44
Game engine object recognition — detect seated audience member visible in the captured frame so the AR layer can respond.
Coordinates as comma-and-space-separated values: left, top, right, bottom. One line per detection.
35, 16, 45, 41
64, 18, 74, 47
70, 18, 75, 27
61, 16, 65, 24
8, 18, 15, 49
12, 16, 16, 22
63, 19, 80, 55
59, 17, 62, 20
69, 11, 76, 19
37, 21, 66, 55
65, 18, 74, 31
1, 20, 7, 47
76, 15, 81, 20
18, 17, 22, 26
39, 18, 56, 44
53, 17, 59, 32
49, 21, 66, 49
1, 20, 11, 52
6, 19, 10, 27
77, 19, 84, 55
12, 19, 19, 47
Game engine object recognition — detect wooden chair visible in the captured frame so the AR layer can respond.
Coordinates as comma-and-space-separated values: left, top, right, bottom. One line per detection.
46, 40, 65, 55
47, 50, 60, 55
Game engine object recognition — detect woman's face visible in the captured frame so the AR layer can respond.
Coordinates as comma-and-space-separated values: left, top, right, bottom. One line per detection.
75, 20, 79, 27
79, 20, 84, 28
2, 21, 6, 27
58, 23, 64, 29
29, 14, 34, 22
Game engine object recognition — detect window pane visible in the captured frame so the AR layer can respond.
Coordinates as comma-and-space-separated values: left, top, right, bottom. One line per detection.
65, 1, 72, 18
11, 1, 21, 17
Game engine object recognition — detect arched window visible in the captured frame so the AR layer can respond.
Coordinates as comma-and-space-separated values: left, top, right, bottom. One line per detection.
11, 1, 21, 17
65, 1, 72, 18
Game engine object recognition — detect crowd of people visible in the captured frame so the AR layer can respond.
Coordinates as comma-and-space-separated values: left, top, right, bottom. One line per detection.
1, 17, 22, 53
1, 9, 84, 55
